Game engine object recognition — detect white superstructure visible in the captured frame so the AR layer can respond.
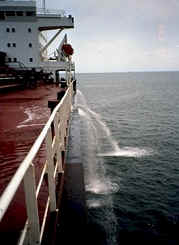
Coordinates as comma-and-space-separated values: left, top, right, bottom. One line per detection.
0, 0, 74, 78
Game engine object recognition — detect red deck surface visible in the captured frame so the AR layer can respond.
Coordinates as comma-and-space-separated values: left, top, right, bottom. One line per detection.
0, 84, 61, 242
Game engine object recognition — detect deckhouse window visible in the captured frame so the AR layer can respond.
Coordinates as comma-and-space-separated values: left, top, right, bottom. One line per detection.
29, 58, 33, 62
29, 43, 32, 48
7, 43, 11, 47
16, 11, 23, 16
26, 11, 35, 16
6, 11, 15, 16
12, 28, 15, 32
13, 58, 17, 62
6, 27, 10, 32
8, 58, 11, 62
28, 28, 32, 33
13, 43, 16, 47
0, 11, 5, 20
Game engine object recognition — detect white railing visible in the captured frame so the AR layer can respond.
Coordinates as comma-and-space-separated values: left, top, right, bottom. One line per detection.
37, 8, 66, 17
0, 82, 74, 245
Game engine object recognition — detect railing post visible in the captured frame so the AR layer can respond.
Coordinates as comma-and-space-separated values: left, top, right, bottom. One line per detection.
23, 163, 40, 245
59, 106, 66, 151
45, 129, 57, 211
54, 113, 64, 173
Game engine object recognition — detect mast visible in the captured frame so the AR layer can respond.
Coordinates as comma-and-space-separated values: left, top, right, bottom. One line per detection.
42, 0, 46, 12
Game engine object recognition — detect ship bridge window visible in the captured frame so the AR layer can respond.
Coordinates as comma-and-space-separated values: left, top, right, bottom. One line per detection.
0, 11, 5, 20
26, 11, 35, 16
6, 27, 10, 32
28, 28, 32, 33
13, 43, 16, 47
6, 11, 15, 16
29, 58, 33, 62
16, 11, 23, 16
7, 43, 11, 47
8, 58, 11, 62
13, 58, 17, 62
12, 28, 15, 32
29, 43, 32, 48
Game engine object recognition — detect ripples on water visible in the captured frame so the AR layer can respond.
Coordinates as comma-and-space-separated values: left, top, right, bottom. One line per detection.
77, 72, 179, 245
1, 74, 179, 244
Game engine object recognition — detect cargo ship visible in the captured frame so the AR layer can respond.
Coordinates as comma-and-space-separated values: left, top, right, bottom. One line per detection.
0, 0, 75, 90
0, 1, 83, 244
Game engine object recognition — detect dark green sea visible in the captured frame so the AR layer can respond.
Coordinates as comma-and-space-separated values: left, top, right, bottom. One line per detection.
76, 72, 179, 245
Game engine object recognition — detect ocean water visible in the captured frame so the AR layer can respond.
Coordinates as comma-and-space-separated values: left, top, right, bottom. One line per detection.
75, 72, 179, 245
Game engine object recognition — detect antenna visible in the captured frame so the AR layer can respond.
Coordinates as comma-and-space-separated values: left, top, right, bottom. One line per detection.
42, 0, 46, 11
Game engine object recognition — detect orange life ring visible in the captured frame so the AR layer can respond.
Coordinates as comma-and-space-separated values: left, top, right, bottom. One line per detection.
62, 44, 74, 56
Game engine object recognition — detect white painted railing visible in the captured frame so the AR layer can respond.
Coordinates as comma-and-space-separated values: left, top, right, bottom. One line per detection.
0, 82, 74, 245
37, 8, 66, 17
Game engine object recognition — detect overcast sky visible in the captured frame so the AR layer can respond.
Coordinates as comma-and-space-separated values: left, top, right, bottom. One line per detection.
43, 0, 179, 73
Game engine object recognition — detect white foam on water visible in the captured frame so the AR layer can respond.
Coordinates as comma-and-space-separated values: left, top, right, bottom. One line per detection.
98, 146, 153, 158
76, 90, 120, 244
87, 199, 102, 208
86, 179, 119, 195
78, 108, 87, 117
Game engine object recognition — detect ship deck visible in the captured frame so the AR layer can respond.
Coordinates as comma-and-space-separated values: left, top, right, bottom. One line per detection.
0, 84, 87, 245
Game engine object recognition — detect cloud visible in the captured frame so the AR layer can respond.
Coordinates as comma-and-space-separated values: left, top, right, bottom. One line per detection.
157, 24, 166, 41
46, 0, 179, 72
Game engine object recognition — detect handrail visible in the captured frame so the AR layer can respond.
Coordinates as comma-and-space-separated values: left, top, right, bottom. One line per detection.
0, 82, 74, 244
37, 8, 66, 17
